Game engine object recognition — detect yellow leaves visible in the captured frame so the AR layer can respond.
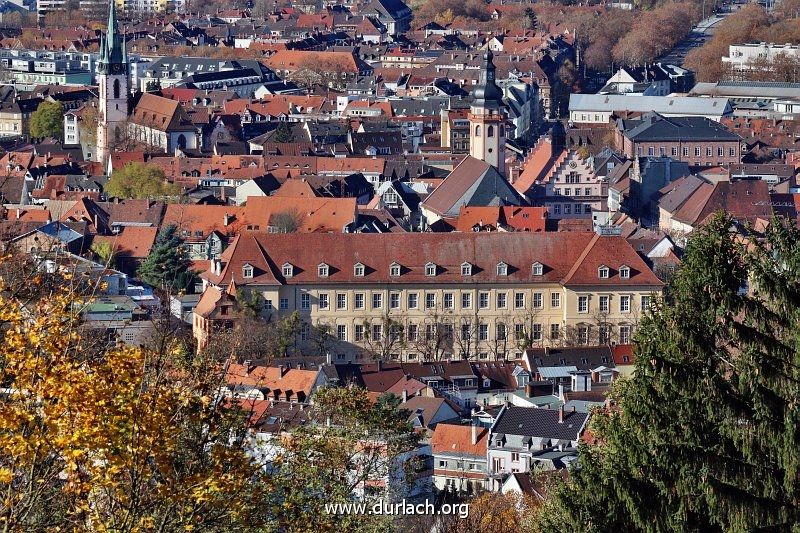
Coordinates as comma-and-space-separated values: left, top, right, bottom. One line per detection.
0, 467, 12, 484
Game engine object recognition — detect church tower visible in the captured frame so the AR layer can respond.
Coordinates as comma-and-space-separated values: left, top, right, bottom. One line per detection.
96, 1, 129, 165
469, 51, 506, 176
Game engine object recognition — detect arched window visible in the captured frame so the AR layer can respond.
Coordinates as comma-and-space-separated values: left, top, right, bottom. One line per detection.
474, 125, 481, 137
113, 79, 121, 100
177, 134, 187, 149
487, 125, 495, 138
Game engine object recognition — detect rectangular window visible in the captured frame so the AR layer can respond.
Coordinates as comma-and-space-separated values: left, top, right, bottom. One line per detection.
671, 147, 677, 156
497, 323, 507, 341
496, 292, 507, 309
641, 295, 651, 310
551, 293, 561, 308
279, 298, 288, 310
461, 323, 471, 341
355, 324, 364, 341
407, 324, 418, 341
478, 324, 488, 341
718, 146, 724, 157
461, 293, 472, 309
532, 323, 542, 341
619, 325, 631, 344
695, 146, 701, 157
444, 292, 454, 309
578, 325, 589, 345
599, 325, 610, 344
372, 324, 382, 341
301, 292, 310, 310
578, 295, 589, 313
729, 147, 735, 156
515, 324, 525, 340
620, 295, 630, 313
479, 292, 489, 309
532, 292, 543, 309
564, 204, 571, 215
514, 292, 525, 309
372, 293, 382, 309
319, 293, 329, 310
683, 146, 689, 157
426, 293, 436, 309
553, 204, 561, 215
336, 293, 347, 310
584, 187, 591, 196
647, 146, 654, 156
337, 325, 347, 341
390, 293, 400, 309
407, 293, 418, 309
706, 147, 712, 157
355, 293, 365, 310
550, 323, 560, 340
599, 295, 610, 313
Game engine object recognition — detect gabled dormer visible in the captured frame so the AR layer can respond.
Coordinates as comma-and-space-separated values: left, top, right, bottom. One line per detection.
389, 261, 401, 277
318, 262, 330, 278
496, 261, 508, 276
282, 262, 294, 278
532, 261, 543, 276
242, 263, 254, 279
354, 262, 365, 277
598, 264, 610, 279
619, 264, 630, 279
425, 262, 437, 277
461, 261, 473, 276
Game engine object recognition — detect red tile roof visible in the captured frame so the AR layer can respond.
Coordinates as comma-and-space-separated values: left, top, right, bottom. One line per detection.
431, 423, 488, 457
202, 231, 663, 288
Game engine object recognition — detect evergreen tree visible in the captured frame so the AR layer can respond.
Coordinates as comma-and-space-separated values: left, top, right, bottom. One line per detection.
137, 224, 194, 293
523, 7, 537, 31
536, 213, 800, 531
273, 121, 294, 143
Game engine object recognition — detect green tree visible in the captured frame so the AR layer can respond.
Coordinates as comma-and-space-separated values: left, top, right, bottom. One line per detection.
523, 7, 537, 30
273, 121, 294, 143
29, 101, 65, 140
535, 213, 800, 531
105, 162, 180, 200
266, 386, 420, 531
137, 224, 194, 292
90, 239, 116, 269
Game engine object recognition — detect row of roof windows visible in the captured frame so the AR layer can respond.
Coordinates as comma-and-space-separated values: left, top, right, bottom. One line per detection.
239, 261, 630, 280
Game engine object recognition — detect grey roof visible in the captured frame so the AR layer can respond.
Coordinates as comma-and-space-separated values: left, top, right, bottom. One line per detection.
422, 156, 524, 217
620, 113, 741, 142
389, 97, 451, 116
656, 174, 707, 213
570, 94, 732, 116
689, 80, 800, 100
493, 406, 588, 441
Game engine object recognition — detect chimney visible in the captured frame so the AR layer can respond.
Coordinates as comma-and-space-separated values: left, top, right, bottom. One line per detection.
223, 213, 231, 226
558, 405, 565, 424
377, 359, 382, 371
278, 364, 287, 377
558, 384, 564, 402
402, 389, 408, 403
15, 208, 20, 219
471, 423, 477, 445
326, 351, 332, 365
243, 359, 252, 373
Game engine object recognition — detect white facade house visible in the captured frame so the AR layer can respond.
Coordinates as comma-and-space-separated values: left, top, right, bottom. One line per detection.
722, 42, 800, 72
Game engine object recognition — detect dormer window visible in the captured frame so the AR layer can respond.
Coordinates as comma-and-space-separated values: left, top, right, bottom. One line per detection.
619, 265, 630, 279
598, 265, 610, 279
390, 262, 401, 277
242, 263, 254, 279
461, 262, 472, 276
425, 262, 437, 277
496, 262, 508, 276
532, 262, 543, 276
282, 262, 293, 278
318, 263, 330, 278
354, 262, 365, 277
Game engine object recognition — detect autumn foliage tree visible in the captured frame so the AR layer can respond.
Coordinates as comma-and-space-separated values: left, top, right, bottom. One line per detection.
0, 259, 274, 530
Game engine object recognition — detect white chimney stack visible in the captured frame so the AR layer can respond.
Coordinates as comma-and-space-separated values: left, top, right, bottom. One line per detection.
402, 389, 408, 403
471, 423, 477, 445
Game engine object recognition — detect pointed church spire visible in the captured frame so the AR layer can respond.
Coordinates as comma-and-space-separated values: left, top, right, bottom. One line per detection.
98, 0, 126, 74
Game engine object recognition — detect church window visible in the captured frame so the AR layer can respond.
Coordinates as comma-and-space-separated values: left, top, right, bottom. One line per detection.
474, 125, 481, 137
113, 79, 121, 99
487, 125, 494, 137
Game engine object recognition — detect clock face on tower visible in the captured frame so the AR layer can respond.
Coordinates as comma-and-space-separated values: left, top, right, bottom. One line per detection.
111, 64, 123, 75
